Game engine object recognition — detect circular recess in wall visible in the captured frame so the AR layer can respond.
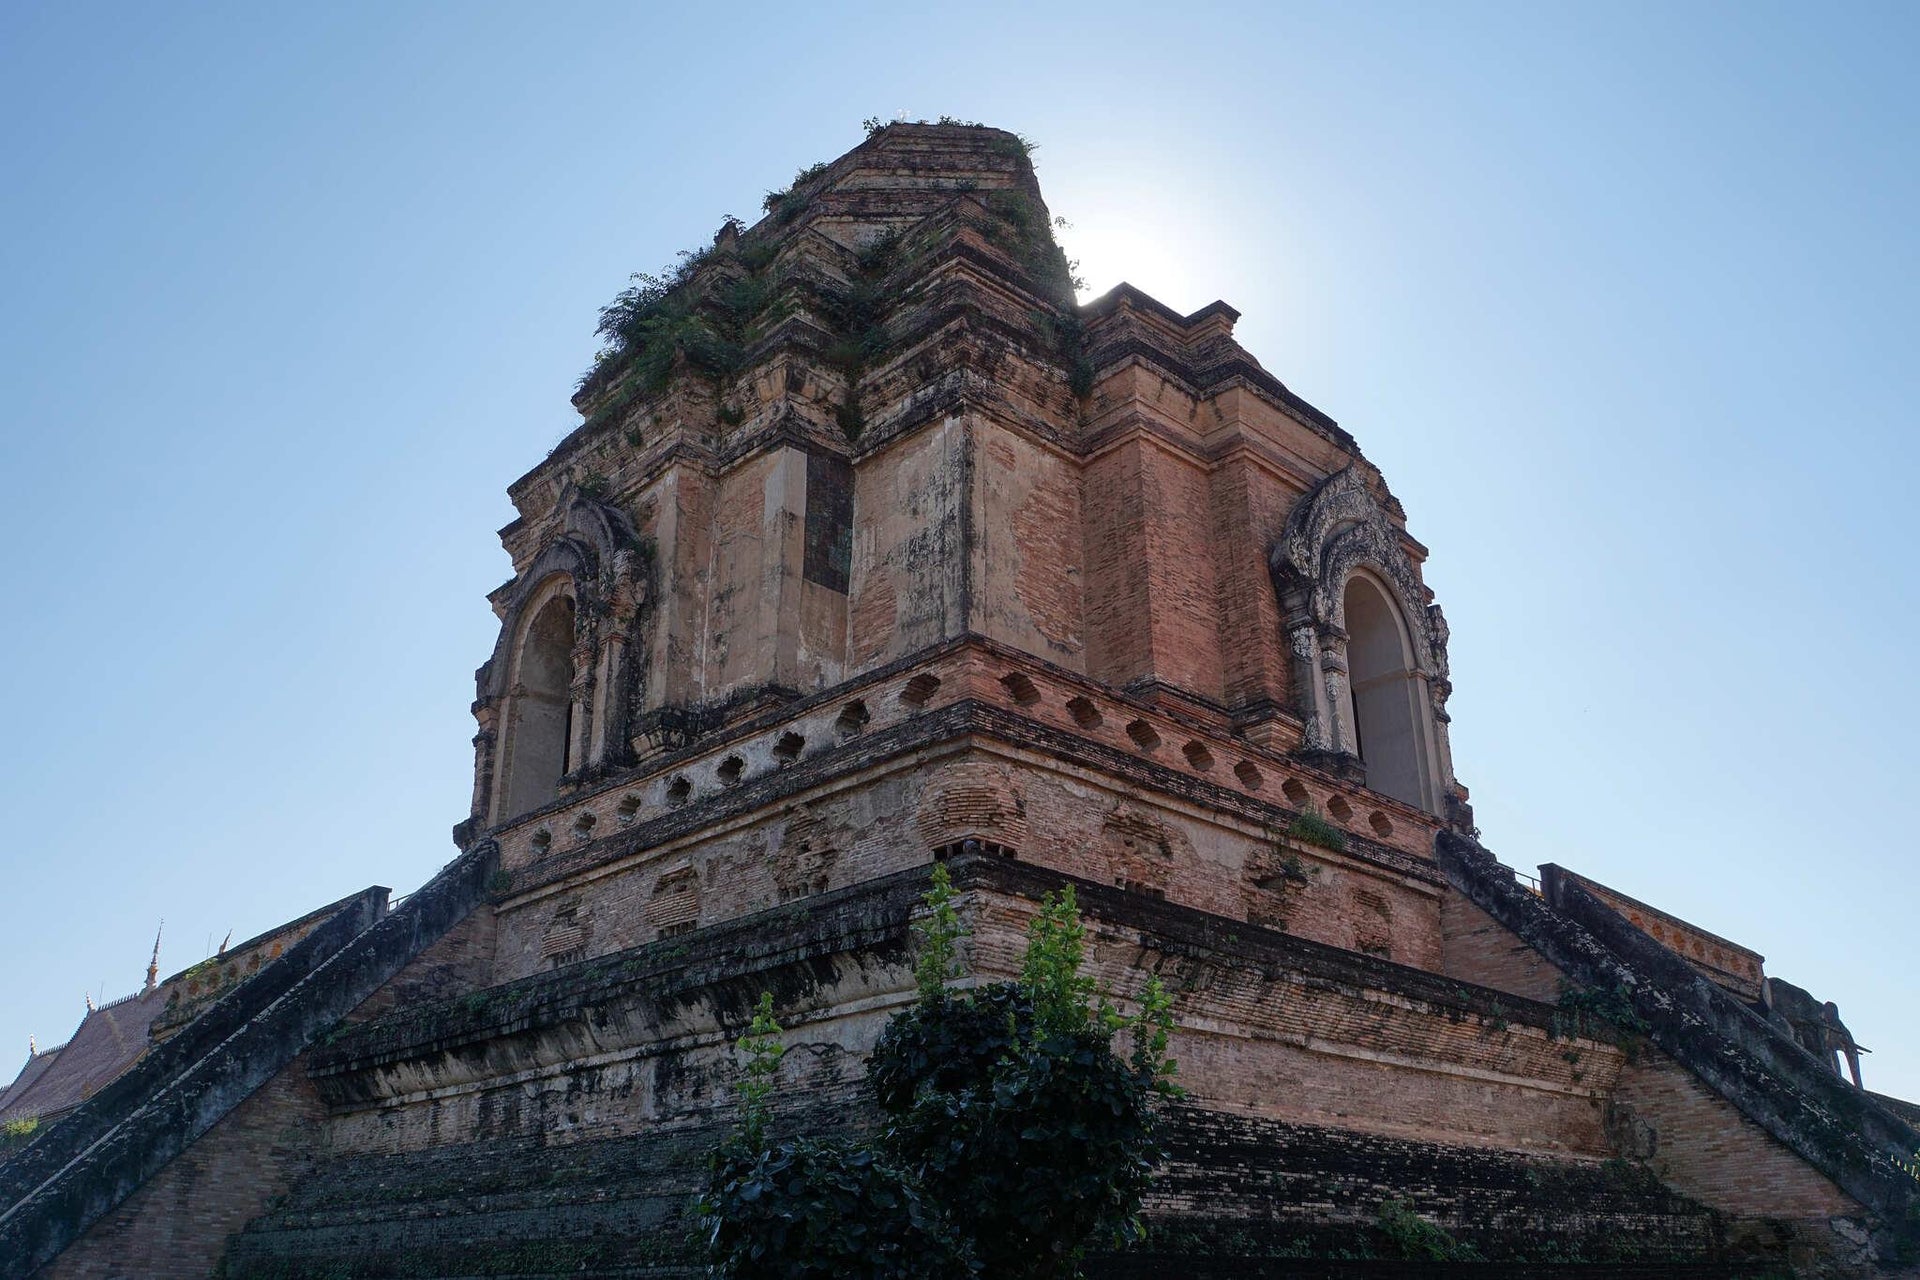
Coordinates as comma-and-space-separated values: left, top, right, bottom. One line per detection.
665, 776, 692, 807
900, 673, 942, 708
717, 755, 745, 786
1234, 761, 1263, 790
571, 811, 597, 842
1066, 696, 1103, 729
616, 794, 642, 825
836, 700, 871, 737
1125, 719, 1161, 752
1282, 778, 1311, 808
1368, 811, 1394, 838
1182, 741, 1214, 771
773, 731, 805, 764
530, 828, 553, 857
1327, 795, 1354, 823
999, 672, 1041, 705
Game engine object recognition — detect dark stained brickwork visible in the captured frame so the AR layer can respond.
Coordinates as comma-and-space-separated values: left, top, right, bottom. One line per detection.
803, 449, 853, 593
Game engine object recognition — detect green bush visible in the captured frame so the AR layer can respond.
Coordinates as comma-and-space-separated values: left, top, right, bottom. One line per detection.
1554, 982, 1651, 1036
1375, 1199, 1481, 1261
703, 869, 1180, 1279
1286, 810, 1348, 853
704, 1138, 971, 1279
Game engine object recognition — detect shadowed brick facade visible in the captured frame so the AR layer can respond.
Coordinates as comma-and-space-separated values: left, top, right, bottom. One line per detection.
3, 123, 1916, 1279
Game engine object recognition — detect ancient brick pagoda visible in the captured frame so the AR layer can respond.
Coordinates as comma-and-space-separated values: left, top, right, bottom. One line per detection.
4, 123, 1917, 1278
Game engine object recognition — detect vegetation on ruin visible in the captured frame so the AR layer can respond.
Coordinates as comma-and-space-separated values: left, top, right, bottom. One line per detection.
1285, 808, 1349, 853
579, 240, 760, 428
1373, 1199, 1483, 1261
761, 162, 832, 225
862, 115, 1037, 162
1553, 980, 1651, 1038
578, 121, 1096, 452
0, 1116, 39, 1157
701, 866, 1181, 1279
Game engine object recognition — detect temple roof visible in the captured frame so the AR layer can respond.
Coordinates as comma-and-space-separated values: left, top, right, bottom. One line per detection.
0, 992, 165, 1125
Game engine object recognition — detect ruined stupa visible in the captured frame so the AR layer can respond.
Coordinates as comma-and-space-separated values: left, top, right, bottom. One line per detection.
4, 122, 1916, 1279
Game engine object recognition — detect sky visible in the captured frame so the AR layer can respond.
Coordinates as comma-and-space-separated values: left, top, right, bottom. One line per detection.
1, 2, 1914, 1103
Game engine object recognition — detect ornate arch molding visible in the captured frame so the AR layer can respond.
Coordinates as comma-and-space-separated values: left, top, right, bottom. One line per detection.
469, 493, 653, 826
475, 494, 646, 703
1268, 467, 1454, 774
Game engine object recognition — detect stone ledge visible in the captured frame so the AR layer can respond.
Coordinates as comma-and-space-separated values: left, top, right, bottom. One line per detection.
312, 853, 1603, 1091
496, 652, 1442, 905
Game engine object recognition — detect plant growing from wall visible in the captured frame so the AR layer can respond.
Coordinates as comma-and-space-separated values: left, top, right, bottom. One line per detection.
0, 1116, 39, 1158
579, 226, 793, 437
703, 866, 1181, 1279
1554, 981, 1650, 1038
1374, 1199, 1483, 1261
701, 994, 970, 1280
1285, 808, 1348, 854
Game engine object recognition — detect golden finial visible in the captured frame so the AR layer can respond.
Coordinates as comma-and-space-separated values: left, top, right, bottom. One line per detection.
145, 921, 164, 995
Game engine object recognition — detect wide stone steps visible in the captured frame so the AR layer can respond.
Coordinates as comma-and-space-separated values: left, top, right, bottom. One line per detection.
222, 1124, 712, 1279
1150, 1107, 1723, 1265
223, 1106, 1725, 1279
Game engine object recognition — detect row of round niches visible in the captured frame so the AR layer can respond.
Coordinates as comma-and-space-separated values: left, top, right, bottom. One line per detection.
999, 674, 1396, 841
522, 687, 924, 857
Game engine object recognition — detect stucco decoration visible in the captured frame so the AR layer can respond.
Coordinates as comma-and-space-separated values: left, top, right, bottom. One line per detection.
471, 491, 651, 825
1269, 467, 1455, 811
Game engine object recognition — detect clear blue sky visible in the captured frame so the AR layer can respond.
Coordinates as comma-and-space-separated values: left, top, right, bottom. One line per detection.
2, 2, 1914, 1101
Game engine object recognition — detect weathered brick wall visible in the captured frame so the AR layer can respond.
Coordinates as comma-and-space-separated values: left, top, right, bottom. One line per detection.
976, 424, 1084, 666
1613, 1051, 1858, 1219
39, 1060, 326, 1280
324, 859, 1619, 1166
641, 461, 713, 711
224, 1104, 1725, 1280
341, 894, 497, 1027
490, 739, 1447, 987
1135, 437, 1227, 701
703, 448, 782, 697
1440, 889, 1566, 1002
962, 876, 1616, 1157
1082, 439, 1154, 687
493, 767, 925, 980
1207, 458, 1298, 721
848, 418, 968, 670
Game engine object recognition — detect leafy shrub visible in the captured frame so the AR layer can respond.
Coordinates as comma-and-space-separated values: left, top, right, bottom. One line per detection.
705, 869, 1179, 1279
1286, 809, 1348, 853
704, 1138, 971, 1279
1375, 1199, 1481, 1261
1555, 982, 1651, 1037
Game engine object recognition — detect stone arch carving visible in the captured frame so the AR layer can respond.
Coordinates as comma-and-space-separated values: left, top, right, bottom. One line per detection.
492, 575, 578, 824
469, 491, 653, 827
1269, 467, 1456, 817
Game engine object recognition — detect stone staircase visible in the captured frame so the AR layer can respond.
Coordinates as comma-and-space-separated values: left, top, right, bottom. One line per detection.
0, 842, 497, 1279
1145, 1106, 1724, 1265
222, 1124, 715, 1279
222, 1104, 1729, 1279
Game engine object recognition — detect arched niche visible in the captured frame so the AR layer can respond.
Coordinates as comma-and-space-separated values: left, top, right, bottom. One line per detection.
1269, 466, 1457, 819
466, 490, 653, 831
498, 582, 578, 821
1340, 571, 1436, 812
